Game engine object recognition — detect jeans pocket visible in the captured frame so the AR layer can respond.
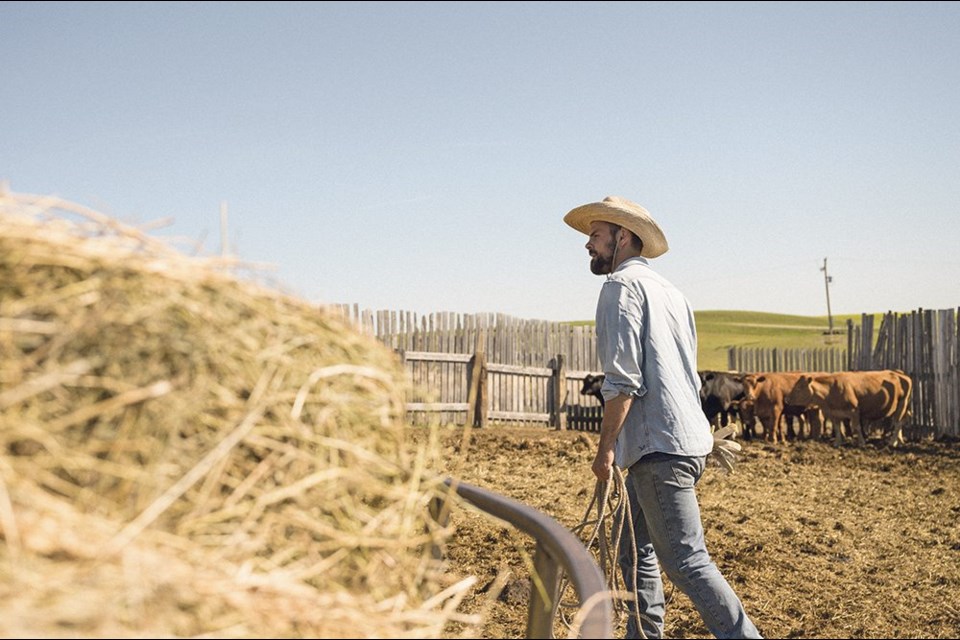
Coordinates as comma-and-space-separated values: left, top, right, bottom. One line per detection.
670, 459, 697, 488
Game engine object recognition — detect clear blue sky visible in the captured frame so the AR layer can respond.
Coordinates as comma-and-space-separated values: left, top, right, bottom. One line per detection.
4, 1, 959, 322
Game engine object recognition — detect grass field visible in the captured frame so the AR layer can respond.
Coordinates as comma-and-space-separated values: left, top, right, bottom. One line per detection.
571, 310, 882, 371
693, 309, 875, 370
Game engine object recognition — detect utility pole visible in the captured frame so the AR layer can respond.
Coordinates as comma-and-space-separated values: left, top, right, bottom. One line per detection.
820, 257, 834, 334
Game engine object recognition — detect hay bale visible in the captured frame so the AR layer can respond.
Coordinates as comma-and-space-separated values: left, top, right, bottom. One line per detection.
0, 190, 477, 638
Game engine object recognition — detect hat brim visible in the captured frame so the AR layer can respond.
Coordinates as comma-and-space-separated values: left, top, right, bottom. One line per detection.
564, 200, 669, 258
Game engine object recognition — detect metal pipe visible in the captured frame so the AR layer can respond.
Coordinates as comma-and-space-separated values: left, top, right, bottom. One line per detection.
444, 478, 614, 639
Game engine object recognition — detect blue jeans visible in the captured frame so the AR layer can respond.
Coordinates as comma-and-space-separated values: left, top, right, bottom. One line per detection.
616, 453, 761, 639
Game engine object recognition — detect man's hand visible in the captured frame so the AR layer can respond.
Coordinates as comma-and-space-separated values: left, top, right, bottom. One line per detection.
592, 445, 615, 481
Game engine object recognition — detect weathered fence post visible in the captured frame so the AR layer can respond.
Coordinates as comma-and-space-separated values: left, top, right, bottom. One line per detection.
466, 329, 488, 428
550, 354, 567, 431
846, 319, 855, 370
396, 348, 410, 424
478, 354, 488, 428
465, 357, 477, 428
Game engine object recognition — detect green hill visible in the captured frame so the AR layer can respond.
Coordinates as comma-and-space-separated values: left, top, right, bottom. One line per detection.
569, 310, 879, 371
693, 310, 866, 370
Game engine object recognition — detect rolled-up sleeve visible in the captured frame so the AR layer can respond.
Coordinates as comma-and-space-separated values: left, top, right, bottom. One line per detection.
595, 280, 647, 402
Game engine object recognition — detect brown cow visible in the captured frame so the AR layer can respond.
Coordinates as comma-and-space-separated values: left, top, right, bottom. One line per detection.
740, 396, 823, 441
880, 370, 913, 447
785, 370, 905, 447
740, 372, 819, 445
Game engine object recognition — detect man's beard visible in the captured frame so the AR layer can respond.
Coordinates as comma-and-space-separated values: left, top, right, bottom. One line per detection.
590, 254, 612, 275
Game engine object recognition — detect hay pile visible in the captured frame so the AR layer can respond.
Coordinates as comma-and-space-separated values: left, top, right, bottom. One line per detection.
0, 189, 478, 638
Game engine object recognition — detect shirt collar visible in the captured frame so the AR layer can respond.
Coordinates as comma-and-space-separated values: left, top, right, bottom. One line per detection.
613, 256, 649, 273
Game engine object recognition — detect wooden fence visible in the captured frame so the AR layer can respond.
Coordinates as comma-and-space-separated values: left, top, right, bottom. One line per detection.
330, 305, 958, 439
328, 305, 604, 428
849, 309, 959, 440
399, 348, 602, 430
726, 346, 848, 374
329, 304, 601, 370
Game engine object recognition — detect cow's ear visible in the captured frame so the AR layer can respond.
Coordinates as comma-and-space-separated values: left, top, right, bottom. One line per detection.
757, 375, 766, 382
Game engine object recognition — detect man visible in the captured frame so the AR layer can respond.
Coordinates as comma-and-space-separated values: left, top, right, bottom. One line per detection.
564, 196, 761, 639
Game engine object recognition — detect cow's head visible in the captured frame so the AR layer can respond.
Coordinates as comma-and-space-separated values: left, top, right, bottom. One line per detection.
580, 374, 605, 397
741, 374, 765, 402
699, 371, 715, 399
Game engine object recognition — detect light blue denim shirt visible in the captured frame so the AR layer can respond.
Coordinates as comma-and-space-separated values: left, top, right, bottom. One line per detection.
596, 256, 713, 469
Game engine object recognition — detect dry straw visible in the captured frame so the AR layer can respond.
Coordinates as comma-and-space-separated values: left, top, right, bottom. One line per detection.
0, 189, 480, 638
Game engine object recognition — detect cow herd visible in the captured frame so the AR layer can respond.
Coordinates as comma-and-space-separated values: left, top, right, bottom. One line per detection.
580, 369, 914, 448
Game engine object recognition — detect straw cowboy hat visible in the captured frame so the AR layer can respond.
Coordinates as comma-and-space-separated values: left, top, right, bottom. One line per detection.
563, 196, 669, 258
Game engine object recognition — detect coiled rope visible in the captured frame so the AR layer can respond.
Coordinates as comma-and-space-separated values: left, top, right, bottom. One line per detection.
558, 464, 657, 639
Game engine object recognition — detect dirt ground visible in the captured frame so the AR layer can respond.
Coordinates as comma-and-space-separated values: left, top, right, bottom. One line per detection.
423, 425, 960, 639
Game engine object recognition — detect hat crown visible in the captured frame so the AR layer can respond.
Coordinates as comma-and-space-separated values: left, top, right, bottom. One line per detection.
603, 196, 645, 215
